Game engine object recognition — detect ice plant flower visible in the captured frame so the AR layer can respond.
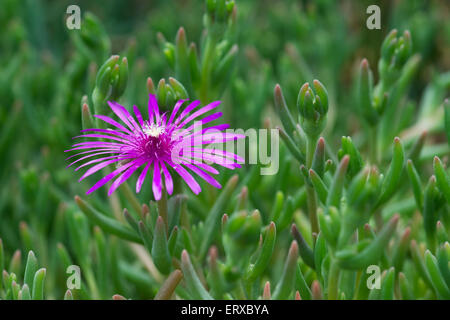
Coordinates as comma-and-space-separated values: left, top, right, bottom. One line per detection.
66, 94, 244, 200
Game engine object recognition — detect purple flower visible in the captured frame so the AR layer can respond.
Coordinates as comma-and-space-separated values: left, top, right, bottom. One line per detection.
66, 94, 244, 200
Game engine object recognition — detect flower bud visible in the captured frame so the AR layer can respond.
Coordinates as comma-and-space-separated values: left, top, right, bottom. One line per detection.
297, 80, 329, 138
204, 0, 236, 38
222, 210, 262, 268
149, 77, 189, 112
338, 136, 363, 178
109, 57, 128, 100
225, 210, 262, 245
92, 55, 128, 117
379, 29, 413, 87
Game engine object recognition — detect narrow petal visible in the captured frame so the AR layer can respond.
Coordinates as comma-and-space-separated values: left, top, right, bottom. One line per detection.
176, 152, 240, 170
65, 148, 120, 160
178, 101, 221, 128
76, 155, 132, 172
80, 128, 131, 139
152, 161, 162, 200
171, 157, 219, 174
185, 164, 221, 188
160, 161, 173, 195
94, 114, 132, 134
108, 101, 142, 132
175, 100, 201, 126
160, 113, 167, 126
79, 158, 127, 181
65, 145, 121, 152
183, 123, 229, 139
184, 112, 225, 132
193, 147, 244, 163
108, 161, 144, 196
136, 161, 151, 193
191, 132, 246, 145
167, 99, 187, 126
190, 161, 220, 174
67, 151, 118, 168
172, 164, 201, 194
127, 110, 142, 133
133, 105, 144, 126
107, 101, 135, 131
74, 133, 134, 145
71, 141, 124, 148
86, 161, 135, 195
148, 94, 160, 123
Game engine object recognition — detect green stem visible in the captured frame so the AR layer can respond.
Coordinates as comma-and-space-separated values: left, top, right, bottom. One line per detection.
157, 190, 169, 234
327, 258, 340, 300
369, 126, 378, 164
82, 263, 101, 299
199, 36, 217, 102
306, 186, 319, 237
337, 223, 352, 249
306, 136, 316, 168
306, 136, 319, 236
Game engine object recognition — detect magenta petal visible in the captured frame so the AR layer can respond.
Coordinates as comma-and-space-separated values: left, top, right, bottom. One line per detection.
167, 99, 187, 126
148, 94, 160, 123
65, 145, 121, 152
74, 133, 133, 145
179, 152, 238, 170
175, 100, 201, 125
71, 141, 124, 148
183, 123, 229, 140
160, 161, 173, 195
65, 148, 119, 160
190, 133, 246, 145
173, 157, 219, 175
124, 107, 142, 132
94, 114, 132, 134
179, 101, 221, 128
133, 105, 144, 126
136, 161, 151, 193
108, 161, 143, 196
160, 113, 167, 126
107, 101, 135, 131
184, 113, 225, 132
189, 161, 220, 174
79, 158, 125, 181
67, 151, 118, 168
86, 161, 135, 195
75, 155, 128, 172
173, 164, 201, 195
185, 164, 221, 189
194, 147, 244, 163
107, 101, 141, 132
80, 128, 130, 139
152, 161, 162, 200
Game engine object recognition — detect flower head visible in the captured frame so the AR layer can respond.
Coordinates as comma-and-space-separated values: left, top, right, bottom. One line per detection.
66, 94, 244, 200
297, 80, 328, 138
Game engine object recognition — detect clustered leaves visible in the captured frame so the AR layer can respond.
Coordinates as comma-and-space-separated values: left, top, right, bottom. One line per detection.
0, 0, 449, 300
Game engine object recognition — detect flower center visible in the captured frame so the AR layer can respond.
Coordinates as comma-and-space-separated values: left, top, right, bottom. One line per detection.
143, 124, 164, 138
139, 123, 175, 160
